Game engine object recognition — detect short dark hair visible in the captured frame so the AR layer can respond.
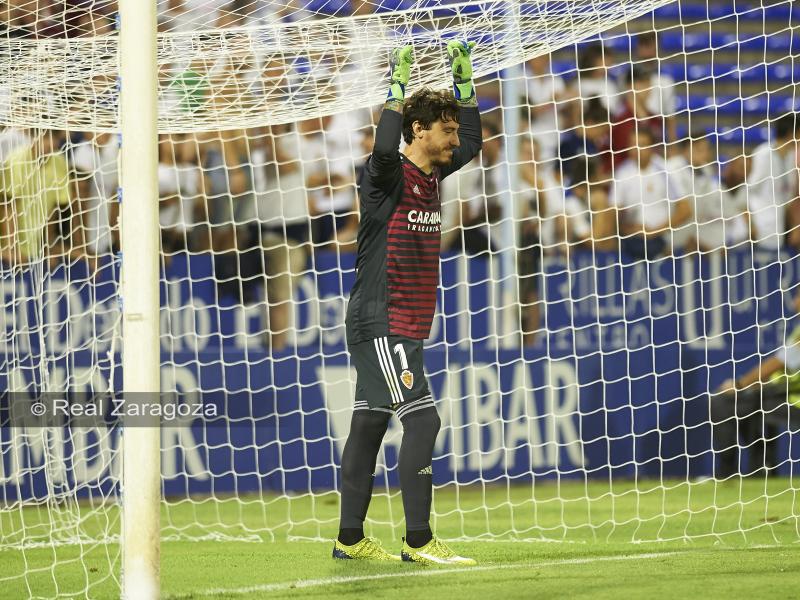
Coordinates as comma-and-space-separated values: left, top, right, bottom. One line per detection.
637, 31, 658, 49
482, 119, 501, 138
402, 88, 459, 145
583, 98, 607, 124
578, 41, 605, 71
774, 113, 798, 140
634, 125, 656, 144
568, 155, 597, 185
630, 62, 654, 84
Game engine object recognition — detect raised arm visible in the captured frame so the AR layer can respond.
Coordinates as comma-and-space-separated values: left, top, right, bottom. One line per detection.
364, 46, 413, 188
440, 41, 482, 179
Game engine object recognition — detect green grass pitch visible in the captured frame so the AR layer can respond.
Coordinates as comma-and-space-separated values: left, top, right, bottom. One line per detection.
2, 478, 799, 598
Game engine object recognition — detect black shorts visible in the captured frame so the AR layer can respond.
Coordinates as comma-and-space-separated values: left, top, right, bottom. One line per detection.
348, 336, 431, 409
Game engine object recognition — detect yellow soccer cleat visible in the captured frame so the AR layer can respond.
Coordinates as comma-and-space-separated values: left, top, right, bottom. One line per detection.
401, 537, 477, 566
332, 536, 401, 561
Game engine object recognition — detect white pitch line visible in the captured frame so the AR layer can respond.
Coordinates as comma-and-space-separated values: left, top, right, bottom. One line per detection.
183, 550, 688, 598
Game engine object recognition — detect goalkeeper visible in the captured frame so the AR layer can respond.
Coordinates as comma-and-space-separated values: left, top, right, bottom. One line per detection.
712, 294, 800, 478
333, 41, 482, 564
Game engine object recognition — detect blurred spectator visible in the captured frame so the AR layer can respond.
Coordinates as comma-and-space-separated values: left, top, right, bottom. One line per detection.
793, 145, 800, 247
566, 157, 616, 252
0, 126, 30, 163
0, 131, 83, 264
559, 98, 611, 184
216, 2, 248, 27
665, 136, 694, 251
611, 127, 690, 259
69, 131, 119, 255
441, 121, 506, 256
747, 113, 799, 251
158, 134, 203, 257
677, 136, 723, 253
672, 137, 750, 254
634, 30, 678, 142
298, 114, 358, 250
325, 107, 372, 244
538, 153, 590, 256
158, 0, 230, 32
665, 136, 691, 189
169, 58, 211, 116
199, 128, 262, 303
719, 154, 752, 250
524, 53, 567, 161
32, 2, 67, 37
571, 41, 618, 115
252, 123, 311, 352
0, 1, 36, 37
611, 63, 664, 168
712, 292, 800, 478
514, 136, 543, 346
0, 0, 116, 37
65, 4, 115, 37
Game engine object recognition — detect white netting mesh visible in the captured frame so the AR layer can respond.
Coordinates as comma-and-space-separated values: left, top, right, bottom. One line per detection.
2, 0, 800, 596
0, 1, 673, 132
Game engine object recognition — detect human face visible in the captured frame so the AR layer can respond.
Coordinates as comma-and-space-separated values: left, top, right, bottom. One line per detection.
635, 131, 655, 166
418, 117, 460, 167
584, 121, 608, 145
690, 139, 712, 168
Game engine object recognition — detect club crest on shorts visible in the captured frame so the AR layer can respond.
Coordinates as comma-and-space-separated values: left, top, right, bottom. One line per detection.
400, 369, 414, 389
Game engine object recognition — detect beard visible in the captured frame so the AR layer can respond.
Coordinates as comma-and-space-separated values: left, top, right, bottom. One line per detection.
430, 148, 454, 167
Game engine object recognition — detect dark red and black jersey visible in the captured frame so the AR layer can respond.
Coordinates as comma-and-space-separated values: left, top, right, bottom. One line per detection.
345, 106, 482, 345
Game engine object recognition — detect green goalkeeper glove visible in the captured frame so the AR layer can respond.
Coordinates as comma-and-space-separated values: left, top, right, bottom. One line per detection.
387, 45, 413, 102
447, 40, 477, 102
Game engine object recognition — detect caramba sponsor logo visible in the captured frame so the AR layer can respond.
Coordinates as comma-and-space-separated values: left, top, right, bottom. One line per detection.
407, 209, 441, 232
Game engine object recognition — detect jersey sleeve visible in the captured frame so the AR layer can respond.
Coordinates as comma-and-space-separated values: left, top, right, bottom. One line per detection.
363, 108, 403, 190
440, 106, 482, 180
358, 108, 405, 221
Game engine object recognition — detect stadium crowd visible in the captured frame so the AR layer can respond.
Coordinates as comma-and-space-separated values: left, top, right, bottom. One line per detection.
1, 2, 800, 350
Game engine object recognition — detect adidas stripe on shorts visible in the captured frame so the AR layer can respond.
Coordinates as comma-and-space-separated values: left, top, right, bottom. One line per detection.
349, 336, 431, 410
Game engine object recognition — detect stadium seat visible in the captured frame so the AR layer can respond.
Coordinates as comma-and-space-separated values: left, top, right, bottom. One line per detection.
660, 62, 686, 80
656, 4, 710, 19
418, 0, 485, 17
762, 4, 794, 20
735, 64, 768, 82
766, 36, 793, 52
718, 126, 769, 146
303, 0, 352, 16
652, 4, 681, 19
769, 95, 800, 113
717, 63, 797, 83
686, 64, 713, 79
601, 34, 631, 52
733, 5, 793, 21
661, 32, 740, 53
374, 0, 415, 11
674, 94, 796, 118
768, 63, 800, 81
551, 60, 578, 77
675, 95, 713, 111
664, 62, 739, 82
708, 4, 737, 19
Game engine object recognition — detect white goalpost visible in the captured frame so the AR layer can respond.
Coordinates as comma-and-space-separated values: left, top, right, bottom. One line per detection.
1, 0, 799, 596
118, 1, 160, 598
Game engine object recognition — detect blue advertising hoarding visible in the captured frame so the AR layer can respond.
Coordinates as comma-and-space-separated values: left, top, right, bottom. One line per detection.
1, 247, 799, 501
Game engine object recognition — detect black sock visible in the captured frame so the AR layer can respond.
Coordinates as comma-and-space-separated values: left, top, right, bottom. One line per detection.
405, 528, 433, 549
398, 405, 441, 538
338, 409, 391, 533
337, 528, 365, 546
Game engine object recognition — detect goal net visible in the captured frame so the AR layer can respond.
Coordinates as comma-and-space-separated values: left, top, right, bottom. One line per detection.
2, 0, 799, 595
